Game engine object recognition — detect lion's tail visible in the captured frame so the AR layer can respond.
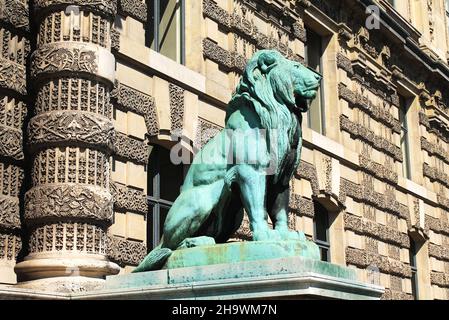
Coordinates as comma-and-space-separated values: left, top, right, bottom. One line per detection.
132, 246, 173, 273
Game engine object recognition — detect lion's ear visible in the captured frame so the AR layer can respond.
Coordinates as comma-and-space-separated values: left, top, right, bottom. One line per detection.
258, 52, 277, 74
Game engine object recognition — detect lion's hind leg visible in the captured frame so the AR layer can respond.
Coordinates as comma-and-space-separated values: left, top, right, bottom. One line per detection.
161, 179, 225, 250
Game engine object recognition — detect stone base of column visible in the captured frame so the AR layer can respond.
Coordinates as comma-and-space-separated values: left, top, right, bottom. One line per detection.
14, 252, 120, 284
14, 276, 108, 294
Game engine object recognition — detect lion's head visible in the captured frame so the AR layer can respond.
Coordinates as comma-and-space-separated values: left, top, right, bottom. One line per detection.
227, 50, 321, 129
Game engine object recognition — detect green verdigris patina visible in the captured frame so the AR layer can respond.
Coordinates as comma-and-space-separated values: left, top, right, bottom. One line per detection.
133, 50, 322, 273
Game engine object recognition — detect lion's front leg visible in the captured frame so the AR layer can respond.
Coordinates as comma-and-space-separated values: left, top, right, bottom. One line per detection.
268, 185, 305, 241
235, 165, 280, 241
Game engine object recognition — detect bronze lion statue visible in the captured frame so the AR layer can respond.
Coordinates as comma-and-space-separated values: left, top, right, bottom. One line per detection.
134, 50, 321, 272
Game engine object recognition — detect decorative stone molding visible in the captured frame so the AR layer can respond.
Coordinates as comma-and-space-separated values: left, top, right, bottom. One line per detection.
431, 272, 449, 288
29, 222, 108, 254
0, 97, 27, 130
203, 0, 304, 54
0, 0, 29, 31
195, 118, 222, 149
25, 184, 114, 225
289, 193, 314, 218
31, 42, 115, 85
423, 163, 449, 189
338, 83, 401, 133
426, 214, 449, 236
340, 115, 402, 161
0, 163, 24, 197
34, 0, 117, 20
0, 195, 20, 229
169, 83, 185, 133
339, 178, 408, 219
0, 124, 23, 160
429, 243, 449, 262
113, 132, 149, 165
0, 56, 27, 95
118, 0, 147, 23
336, 53, 353, 75
421, 137, 449, 164
437, 194, 449, 211
359, 154, 398, 185
202, 38, 247, 73
0, 233, 21, 260
28, 111, 115, 152
344, 213, 409, 248
110, 182, 148, 215
296, 161, 319, 196
32, 148, 110, 187
111, 28, 120, 52
110, 80, 159, 136
107, 235, 147, 266
382, 288, 413, 300
345, 247, 412, 278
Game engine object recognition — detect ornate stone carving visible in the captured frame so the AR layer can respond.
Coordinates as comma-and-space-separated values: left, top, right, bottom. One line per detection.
107, 235, 147, 266
340, 115, 402, 161
34, 0, 117, 19
344, 213, 409, 248
0, 56, 27, 95
359, 154, 398, 185
0, 195, 20, 229
382, 288, 413, 300
421, 137, 449, 164
338, 83, 401, 133
296, 161, 319, 195
118, 0, 147, 23
0, 0, 29, 31
25, 184, 113, 225
28, 111, 115, 152
195, 118, 222, 149
429, 243, 449, 262
346, 247, 412, 278
0, 124, 23, 160
29, 222, 108, 254
336, 53, 353, 75
0, 233, 21, 260
110, 80, 159, 136
31, 43, 115, 84
111, 182, 148, 214
169, 83, 185, 133
423, 163, 449, 189
203, 38, 247, 73
289, 193, 315, 218
113, 132, 149, 165
111, 28, 120, 52
32, 44, 97, 77
426, 214, 449, 236
431, 272, 449, 288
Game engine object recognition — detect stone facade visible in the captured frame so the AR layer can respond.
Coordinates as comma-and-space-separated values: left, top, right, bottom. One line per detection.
1, 0, 449, 299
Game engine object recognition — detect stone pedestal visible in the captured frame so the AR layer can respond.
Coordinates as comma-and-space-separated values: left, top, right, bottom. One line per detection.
93, 255, 384, 300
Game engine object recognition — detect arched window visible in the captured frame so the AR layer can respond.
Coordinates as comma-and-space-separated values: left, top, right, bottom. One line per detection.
147, 145, 186, 250
313, 201, 330, 262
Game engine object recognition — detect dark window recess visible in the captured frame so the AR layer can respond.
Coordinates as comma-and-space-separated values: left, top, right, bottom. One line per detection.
147, 145, 185, 250
313, 201, 330, 262
399, 95, 412, 180
409, 238, 419, 300
305, 27, 325, 135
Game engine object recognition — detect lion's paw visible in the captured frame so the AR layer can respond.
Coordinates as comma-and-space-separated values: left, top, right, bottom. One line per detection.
276, 228, 306, 241
253, 228, 281, 241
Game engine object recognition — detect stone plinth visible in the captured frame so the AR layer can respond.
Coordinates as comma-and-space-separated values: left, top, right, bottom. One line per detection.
164, 240, 320, 269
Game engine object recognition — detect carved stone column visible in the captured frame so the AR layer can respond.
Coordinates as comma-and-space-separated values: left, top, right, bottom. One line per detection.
14, 0, 120, 289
